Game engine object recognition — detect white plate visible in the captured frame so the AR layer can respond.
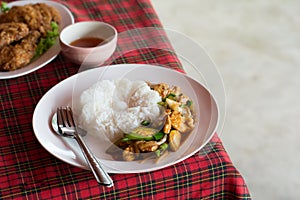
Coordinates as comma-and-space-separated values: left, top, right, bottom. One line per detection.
0, 0, 74, 79
32, 64, 219, 173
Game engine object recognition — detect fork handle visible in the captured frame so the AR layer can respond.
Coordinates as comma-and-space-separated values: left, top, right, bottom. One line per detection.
74, 132, 114, 187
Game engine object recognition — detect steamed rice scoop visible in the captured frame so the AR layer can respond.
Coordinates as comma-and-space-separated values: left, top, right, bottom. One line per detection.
74, 79, 163, 141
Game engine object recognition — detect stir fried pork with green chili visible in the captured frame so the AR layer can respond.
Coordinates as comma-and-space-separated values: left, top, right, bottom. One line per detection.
106, 82, 195, 162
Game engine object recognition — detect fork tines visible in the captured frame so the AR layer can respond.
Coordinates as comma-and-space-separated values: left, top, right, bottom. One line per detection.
57, 106, 76, 128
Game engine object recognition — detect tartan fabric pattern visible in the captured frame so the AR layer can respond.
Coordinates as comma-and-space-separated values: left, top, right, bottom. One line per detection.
0, 0, 251, 199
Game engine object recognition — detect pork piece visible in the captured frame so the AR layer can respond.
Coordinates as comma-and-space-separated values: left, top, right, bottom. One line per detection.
0, 31, 41, 71
0, 22, 29, 48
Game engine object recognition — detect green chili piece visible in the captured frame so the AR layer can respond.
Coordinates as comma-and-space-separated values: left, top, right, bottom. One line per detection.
123, 133, 154, 141
186, 100, 192, 107
166, 93, 176, 100
157, 101, 166, 107
155, 143, 168, 157
141, 120, 150, 126
153, 131, 164, 141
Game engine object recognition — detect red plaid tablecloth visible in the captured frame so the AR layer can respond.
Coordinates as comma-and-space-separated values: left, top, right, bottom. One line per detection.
0, 0, 251, 199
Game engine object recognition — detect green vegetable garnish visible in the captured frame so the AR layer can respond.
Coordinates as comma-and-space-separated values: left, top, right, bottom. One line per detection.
34, 21, 59, 58
1, 2, 9, 12
141, 120, 150, 126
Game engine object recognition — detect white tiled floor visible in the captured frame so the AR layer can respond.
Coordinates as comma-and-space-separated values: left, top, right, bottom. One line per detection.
152, 0, 300, 199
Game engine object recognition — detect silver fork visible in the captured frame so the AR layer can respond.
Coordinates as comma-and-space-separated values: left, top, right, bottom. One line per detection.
57, 106, 113, 187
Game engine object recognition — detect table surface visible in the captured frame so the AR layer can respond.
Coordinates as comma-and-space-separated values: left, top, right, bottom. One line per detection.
0, 0, 251, 199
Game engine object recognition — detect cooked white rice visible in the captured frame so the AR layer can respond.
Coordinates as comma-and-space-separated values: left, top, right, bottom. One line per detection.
75, 79, 162, 140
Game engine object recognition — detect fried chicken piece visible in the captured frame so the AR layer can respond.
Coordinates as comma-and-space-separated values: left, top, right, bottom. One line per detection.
32, 3, 61, 36
0, 4, 43, 31
33, 3, 61, 23
0, 22, 29, 48
0, 31, 41, 71
0, 3, 61, 36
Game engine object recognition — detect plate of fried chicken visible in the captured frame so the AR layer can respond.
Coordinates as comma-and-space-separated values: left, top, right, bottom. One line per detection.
0, 1, 74, 79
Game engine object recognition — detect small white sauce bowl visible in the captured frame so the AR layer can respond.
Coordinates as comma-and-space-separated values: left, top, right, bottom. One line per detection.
59, 21, 118, 66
